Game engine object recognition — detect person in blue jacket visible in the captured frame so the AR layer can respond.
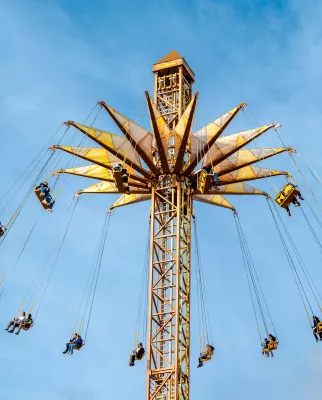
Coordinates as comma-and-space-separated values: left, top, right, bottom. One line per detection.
63, 333, 83, 355
35, 182, 55, 212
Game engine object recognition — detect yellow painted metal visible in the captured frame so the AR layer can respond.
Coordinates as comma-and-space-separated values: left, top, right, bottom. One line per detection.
197, 171, 213, 194
147, 180, 191, 400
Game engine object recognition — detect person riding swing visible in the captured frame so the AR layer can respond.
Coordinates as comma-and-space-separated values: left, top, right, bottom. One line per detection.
35, 182, 55, 212
15, 313, 33, 335
197, 344, 215, 368
129, 342, 145, 367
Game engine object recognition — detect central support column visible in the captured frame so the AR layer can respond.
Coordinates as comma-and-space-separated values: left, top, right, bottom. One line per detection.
146, 176, 192, 400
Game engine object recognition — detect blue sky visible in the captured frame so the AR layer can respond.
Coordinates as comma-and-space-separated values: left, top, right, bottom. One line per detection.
1, 0, 322, 399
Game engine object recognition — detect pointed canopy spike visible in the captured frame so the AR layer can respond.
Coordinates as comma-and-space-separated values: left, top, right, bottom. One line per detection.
202, 124, 277, 169
50, 145, 147, 184
78, 181, 119, 195
58, 164, 114, 182
78, 181, 150, 195
110, 193, 151, 210
185, 103, 247, 175
50, 145, 118, 168
218, 166, 288, 185
65, 121, 151, 178
207, 182, 268, 196
98, 102, 159, 175
145, 91, 170, 173
214, 147, 294, 175
193, 194, 236, 212
173, 93, 199, 173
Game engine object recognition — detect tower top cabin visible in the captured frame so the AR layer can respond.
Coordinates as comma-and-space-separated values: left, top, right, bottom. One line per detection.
152, 50, 195, 129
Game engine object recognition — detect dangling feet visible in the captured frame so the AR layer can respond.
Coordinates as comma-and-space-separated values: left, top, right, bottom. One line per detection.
129, 362, 134, 367
15, 331, 20, 335
197, 361, 203, 368
299, 195, 304, 201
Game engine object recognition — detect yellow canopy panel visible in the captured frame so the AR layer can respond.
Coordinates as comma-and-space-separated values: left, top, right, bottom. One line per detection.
202, 124, 277, 168
218, 166, 287, 185
101, 104, 154, 166
193, 194, 236, 212
78, 181, 119, 195
110, 193, 151, 210
168, 94, 197, 156
214, 147, 292, 175
78, 181, 150, 196
211, 182, 267, 196
65, 122, 149, 177
57, 165, 114, 182
188, 103, 247, 172
146, 93, 171, 139
51, 146, 120, 168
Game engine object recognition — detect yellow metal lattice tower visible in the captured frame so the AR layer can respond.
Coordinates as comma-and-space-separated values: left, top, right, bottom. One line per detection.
52, 50, 293, 400
147, 51, 195, 400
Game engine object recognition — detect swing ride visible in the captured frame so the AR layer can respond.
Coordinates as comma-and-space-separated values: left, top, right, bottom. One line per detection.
1, 50, 322, 400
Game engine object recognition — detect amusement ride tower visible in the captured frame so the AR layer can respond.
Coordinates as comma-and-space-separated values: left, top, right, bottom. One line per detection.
53, 51, 291, 400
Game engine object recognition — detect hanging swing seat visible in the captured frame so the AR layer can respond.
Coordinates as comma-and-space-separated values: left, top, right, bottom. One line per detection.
135, 350, 145, 360
21, 323, 33, 332
262, 340, 279, 353
197, 170, 214, 194
275, 184, 300, 209
200, 345, 215, 362
314, 322, 322, 334
73, 343, 85, 351
34, 188, 53, 210
129, 349, 145, 362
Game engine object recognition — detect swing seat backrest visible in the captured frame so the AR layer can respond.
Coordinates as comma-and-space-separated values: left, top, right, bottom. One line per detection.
316, 322, 322, 334
135, 350, 145, 360
200, 348, 214, 361
34, 188, 51, 210
197, 170, 213, 194
21, 323, 33, 332
275, 184, 299, 208
268, 340, 278, 350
